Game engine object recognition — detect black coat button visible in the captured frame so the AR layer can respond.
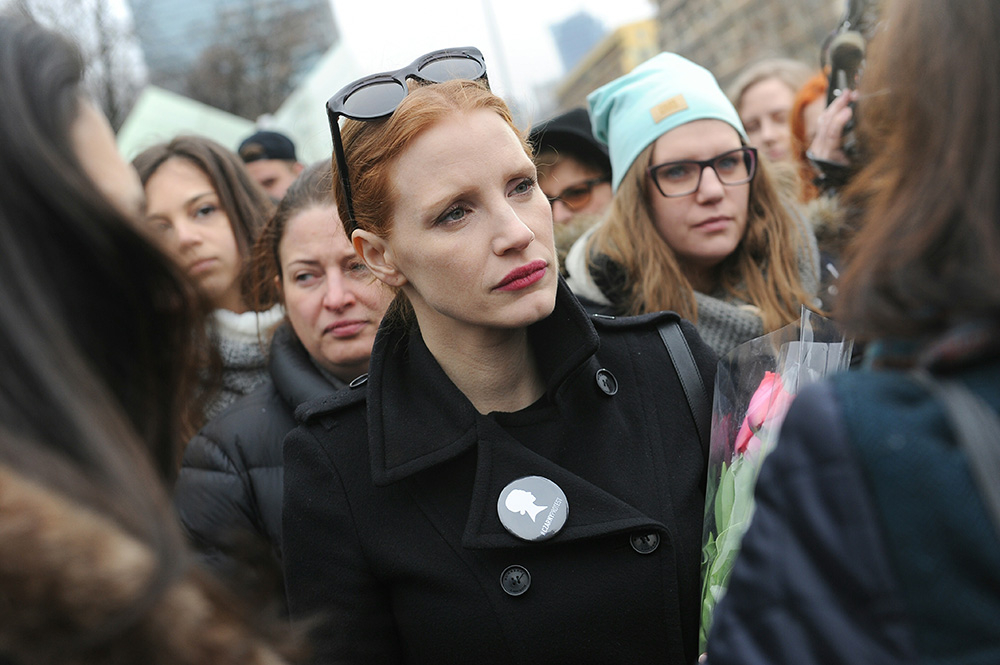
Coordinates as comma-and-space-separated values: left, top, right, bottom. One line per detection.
500, 565, 531, 596
595, 368, 618, 395
630, 532, 660, 554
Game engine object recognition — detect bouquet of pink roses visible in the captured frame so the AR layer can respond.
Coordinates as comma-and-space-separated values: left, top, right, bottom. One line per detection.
699, 308, 853, 649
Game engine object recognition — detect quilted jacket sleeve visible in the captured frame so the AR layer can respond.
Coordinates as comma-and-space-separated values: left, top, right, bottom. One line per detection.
706, 382, 918, 664
174, 427, 260, 574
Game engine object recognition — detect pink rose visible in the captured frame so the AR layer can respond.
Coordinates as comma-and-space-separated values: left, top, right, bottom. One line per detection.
733, 371, 795, 457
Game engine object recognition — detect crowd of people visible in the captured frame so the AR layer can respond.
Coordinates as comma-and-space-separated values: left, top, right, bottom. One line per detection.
1, 0, 999, 662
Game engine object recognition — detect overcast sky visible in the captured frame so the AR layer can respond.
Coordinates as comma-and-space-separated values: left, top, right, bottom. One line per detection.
330, 0, 656, 117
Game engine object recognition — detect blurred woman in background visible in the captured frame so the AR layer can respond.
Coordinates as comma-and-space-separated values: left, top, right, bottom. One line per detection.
789, 71, 830, 202
728, 57, 812, 167
174, 162, 391, 606
133, 136, 282, 420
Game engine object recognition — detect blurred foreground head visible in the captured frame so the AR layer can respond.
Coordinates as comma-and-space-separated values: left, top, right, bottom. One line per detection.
0, 14, 292, 664
838, 0, 1000, 340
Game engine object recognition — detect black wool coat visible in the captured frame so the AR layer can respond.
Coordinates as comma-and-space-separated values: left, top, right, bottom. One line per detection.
282, 283, 717, 664
175, 323, 339, 579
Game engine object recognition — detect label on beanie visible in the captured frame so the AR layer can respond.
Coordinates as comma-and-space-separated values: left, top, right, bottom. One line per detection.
650, 94, 688, 123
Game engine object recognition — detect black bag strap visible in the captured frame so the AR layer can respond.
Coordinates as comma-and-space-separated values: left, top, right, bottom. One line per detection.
912, 370, 1000, 539
657, 319, 711, 454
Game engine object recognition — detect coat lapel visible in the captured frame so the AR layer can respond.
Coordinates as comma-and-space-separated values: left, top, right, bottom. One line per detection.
366, 280, 670, 548
461, 416, 667, 549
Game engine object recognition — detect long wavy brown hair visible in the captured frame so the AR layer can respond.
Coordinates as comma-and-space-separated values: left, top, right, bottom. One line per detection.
586, 140, 815, 333
837, 0, 1000, 341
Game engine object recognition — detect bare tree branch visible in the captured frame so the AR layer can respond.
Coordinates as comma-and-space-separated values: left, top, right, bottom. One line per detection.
184, 0, 331, 120
7, 0, 144, 129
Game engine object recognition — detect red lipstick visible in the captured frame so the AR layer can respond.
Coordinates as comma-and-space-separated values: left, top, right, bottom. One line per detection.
494, 260, 547, 292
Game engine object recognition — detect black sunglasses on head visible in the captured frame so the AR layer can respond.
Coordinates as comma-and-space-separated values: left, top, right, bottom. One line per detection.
326, 46, 489, 230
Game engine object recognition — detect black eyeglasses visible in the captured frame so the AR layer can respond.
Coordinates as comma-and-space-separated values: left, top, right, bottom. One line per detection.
647, 147, 757, 198
547, 175, 611, 211
326, 47, 489, 230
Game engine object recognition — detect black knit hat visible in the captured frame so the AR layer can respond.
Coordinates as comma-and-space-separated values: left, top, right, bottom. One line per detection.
528, 107, 610, 174
238, 130, 297, 163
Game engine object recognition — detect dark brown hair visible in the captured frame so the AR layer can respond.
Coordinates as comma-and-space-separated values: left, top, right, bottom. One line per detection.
0, 15, 205, 488
132, 136, 275, 309
0, 16, 302, 663
250, 160, 336, 311
836, 0, 1000, 340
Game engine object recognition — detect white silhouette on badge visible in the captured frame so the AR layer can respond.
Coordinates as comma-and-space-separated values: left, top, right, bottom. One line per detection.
505, 489, 548, 522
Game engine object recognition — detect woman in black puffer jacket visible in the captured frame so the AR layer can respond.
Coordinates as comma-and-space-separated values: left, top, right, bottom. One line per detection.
173, 162, 391, 603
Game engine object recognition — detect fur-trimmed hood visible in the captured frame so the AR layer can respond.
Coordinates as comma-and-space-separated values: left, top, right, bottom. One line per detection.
804, 193, 850, 256
0, 464, 288, 665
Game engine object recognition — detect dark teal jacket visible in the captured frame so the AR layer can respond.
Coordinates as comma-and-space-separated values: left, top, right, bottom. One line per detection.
708, 360, 1000, 664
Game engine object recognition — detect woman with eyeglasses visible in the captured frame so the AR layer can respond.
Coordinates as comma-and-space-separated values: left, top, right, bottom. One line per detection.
564, 53, 819, 357
529, 107, 613, 226
281, 47, 716, 664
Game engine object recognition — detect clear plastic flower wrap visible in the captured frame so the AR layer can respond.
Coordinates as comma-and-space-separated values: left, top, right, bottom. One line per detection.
699, 308, 853, 649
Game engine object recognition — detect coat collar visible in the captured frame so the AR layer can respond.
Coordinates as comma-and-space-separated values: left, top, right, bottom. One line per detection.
366, 278, 598, 485
459, 417, 668, 548
364, 280, 669, 547
269, 322, 342, 408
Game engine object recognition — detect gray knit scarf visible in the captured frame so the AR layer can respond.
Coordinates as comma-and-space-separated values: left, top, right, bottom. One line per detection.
203, 305, 285, 420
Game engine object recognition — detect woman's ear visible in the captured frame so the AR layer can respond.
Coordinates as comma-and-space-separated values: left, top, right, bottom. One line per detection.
273, 274, 283, 301
353, 230, 407, 287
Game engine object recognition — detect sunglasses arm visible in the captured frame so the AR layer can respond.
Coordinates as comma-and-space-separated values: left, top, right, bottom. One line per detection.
328, 110, 359, 232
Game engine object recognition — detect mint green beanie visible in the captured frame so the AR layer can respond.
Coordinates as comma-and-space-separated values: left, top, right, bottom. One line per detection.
587, 52, 748, 192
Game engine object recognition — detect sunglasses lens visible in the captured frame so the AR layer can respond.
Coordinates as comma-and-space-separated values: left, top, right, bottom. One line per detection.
342, 79, 407, 119
561, 188, 590, 209
418, 55, 484, 83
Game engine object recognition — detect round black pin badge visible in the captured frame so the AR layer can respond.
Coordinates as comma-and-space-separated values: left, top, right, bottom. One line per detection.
497, 475, 569, 542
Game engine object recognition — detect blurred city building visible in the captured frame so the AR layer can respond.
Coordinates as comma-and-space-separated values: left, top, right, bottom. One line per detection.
118, 39, 364, 166
554, 19, 659, 112
652, 0, 846, 88
127, 0, 337, 106
550, 11, 605, 74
